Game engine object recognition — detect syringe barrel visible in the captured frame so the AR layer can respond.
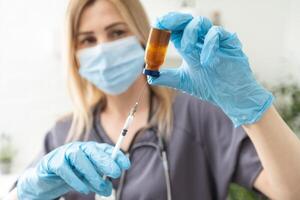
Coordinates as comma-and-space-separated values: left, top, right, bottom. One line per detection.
123, 115, 134, 131
111, 134, 124, 160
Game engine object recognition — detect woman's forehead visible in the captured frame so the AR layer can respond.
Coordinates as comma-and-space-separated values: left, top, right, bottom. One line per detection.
78, 0, 126, 33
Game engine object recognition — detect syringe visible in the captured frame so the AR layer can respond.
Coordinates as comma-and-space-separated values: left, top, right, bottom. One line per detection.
103, 83, 147, 180
109, 102, 138, 160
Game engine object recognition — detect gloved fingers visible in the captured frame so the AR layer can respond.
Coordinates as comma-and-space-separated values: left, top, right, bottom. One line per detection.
81, 176, 113, 197
66, 147, 111, 196
147, 67, 182, 90
201, 26, 242, 66
88, 143, 131, 171
155, 12, 193, 31
46, 184, 73, 198
155, 12, 193, 49
52, 162, 90, 195
81, 143, 123, 179
181, 16, 213, 53
213, 26, 242, 50
200, 26, 222, 66
100, 144, 131, 170
217, 28, 245, 57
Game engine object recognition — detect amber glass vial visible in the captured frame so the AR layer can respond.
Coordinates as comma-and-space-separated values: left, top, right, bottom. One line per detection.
143, 28, 171, 77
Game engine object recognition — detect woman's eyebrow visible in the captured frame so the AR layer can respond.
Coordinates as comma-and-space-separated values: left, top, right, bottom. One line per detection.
104, 22, 127, 30
76, 22, 127, 36
76, 31, 94, 37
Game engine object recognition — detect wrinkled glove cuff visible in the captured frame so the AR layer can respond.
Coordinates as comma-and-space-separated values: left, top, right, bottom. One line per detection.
229, 91, 274, 127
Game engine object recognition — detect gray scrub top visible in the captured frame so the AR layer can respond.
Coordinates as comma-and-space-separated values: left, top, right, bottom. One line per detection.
16, 93, 263, 200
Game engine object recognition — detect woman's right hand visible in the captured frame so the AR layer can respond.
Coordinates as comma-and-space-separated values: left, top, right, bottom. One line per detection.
17, 142, 130, 199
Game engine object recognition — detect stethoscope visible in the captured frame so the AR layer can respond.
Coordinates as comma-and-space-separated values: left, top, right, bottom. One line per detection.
95, 129, 172, 200
115, 130, 172, 200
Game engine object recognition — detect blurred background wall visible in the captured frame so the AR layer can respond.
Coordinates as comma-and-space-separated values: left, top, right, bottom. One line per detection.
0, 0, 299, 174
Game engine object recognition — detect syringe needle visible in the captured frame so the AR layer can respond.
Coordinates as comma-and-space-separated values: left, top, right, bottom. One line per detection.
136, 82, 148, 104
129, 82, 148, 115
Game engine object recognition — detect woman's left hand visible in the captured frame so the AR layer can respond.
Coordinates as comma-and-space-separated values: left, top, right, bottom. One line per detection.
147, 12, 273, 127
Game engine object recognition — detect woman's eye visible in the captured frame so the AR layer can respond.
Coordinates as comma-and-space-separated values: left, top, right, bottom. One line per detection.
80, 37, 97, 46
109, 30, 127, 40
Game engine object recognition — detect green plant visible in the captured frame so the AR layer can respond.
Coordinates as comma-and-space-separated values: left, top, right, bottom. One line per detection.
0, 133, 15, 163
228, 183, 266, 200
272, 83, 300, 135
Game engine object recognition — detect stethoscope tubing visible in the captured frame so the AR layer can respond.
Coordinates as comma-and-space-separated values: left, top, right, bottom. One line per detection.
116, 140, 172, 200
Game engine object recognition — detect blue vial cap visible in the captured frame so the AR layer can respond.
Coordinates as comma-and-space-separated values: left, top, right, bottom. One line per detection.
143, 69, 160, 77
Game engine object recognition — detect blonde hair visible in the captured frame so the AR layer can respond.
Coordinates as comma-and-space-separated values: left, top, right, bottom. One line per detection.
65, 0, 174, 141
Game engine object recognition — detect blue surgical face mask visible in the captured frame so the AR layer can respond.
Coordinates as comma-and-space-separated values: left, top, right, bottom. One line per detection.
77, 36, 145, 95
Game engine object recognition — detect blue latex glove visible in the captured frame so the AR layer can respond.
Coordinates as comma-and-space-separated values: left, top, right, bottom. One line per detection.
148, 12, 273, 126
17, 142, 130, 199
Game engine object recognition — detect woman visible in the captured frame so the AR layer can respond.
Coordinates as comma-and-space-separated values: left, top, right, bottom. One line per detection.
6, 0, 300, 199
